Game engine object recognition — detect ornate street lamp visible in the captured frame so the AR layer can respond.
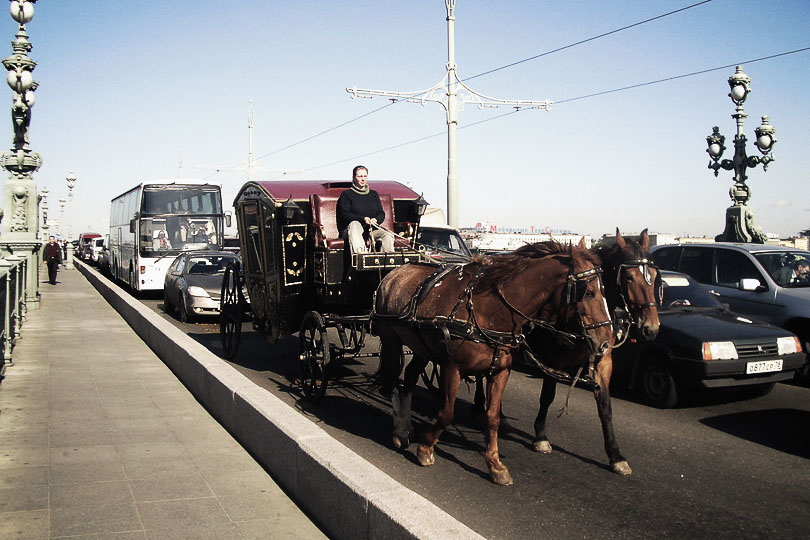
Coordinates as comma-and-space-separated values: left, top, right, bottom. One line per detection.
0, 0, 42, 309
58, 196, 65, 237
707, 65, 776, 243
65, 171, 75, 269
39, 185, 47, 237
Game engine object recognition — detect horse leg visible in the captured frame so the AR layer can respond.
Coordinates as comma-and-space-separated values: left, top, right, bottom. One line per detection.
532, 376, 557, 454
484, 369, 513, 485
378, 333, 403, 398
471, 375, 486, 417
392, 355, 429, 449
592, 355, 632, 475
417, 364, 460, 468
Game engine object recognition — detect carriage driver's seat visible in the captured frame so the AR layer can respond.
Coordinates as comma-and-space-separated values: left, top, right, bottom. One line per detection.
310, 193, 409, 251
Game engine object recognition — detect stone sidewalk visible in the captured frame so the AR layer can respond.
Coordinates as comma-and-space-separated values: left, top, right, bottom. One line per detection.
0, 266, 327, 539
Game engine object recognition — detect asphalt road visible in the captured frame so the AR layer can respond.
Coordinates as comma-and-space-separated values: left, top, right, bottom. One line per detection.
99, 268, 810, 540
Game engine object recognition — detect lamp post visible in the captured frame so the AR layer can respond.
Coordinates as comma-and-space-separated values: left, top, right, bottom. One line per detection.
39, 185, 47, 237
347, 0, 552, 228
58, 196, 64, 237
65, 171, 75, 269
707, 65, 776, 243
0, 0, 42, 309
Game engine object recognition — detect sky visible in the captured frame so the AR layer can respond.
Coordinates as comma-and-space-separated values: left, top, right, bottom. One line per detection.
5, 0, 810, 239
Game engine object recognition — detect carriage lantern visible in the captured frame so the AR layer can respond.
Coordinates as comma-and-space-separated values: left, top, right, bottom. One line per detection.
414, 193, 429, 217
281, 195, 301, 221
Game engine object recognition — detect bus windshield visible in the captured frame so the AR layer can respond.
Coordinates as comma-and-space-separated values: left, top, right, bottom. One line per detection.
140, 216, 223, 255
141, 186, 222, 216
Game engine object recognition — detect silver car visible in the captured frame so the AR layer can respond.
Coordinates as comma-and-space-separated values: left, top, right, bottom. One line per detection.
163, 251, 240, 323
651, 243, 810, 380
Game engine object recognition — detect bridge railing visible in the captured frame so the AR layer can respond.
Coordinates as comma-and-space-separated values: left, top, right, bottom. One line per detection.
0, 255, 27, 369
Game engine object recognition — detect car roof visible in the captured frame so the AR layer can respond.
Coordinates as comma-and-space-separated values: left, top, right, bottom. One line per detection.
652, 243, 810, 255
183, 251, 237, 258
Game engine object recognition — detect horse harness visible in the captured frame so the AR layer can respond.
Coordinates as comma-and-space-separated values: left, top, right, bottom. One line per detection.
610, 257, 661, 345
373, 260, 611, 377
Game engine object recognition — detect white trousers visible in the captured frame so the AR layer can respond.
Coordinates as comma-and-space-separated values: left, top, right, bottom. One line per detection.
345, 221, 394, 253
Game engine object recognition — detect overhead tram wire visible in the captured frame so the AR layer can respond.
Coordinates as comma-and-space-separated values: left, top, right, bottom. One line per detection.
555, 46, 810, 104
288, 46, 810, 176
463, 0, 714, 83
202, 101, 398, 180
222, 3, 715, 180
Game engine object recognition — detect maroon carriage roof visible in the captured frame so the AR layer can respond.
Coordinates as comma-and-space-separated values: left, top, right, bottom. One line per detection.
239, 180, 420, 204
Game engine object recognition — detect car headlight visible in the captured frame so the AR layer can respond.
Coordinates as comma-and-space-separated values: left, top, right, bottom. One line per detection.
777, 336, 802, 355
187, 286, 210, 298
702, 341, 738, 360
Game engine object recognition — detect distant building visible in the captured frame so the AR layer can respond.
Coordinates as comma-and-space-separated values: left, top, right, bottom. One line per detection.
465, 231, 592, 252
599, 232, 678, 248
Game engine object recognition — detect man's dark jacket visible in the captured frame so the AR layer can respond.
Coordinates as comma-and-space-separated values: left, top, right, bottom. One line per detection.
336, 189, 385, 233
44, 242, 62, 263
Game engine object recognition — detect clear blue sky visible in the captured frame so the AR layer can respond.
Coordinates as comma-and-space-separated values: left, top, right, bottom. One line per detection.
7, 0, 810, 238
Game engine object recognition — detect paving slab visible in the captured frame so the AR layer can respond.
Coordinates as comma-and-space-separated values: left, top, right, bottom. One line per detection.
0, 267, 327, 539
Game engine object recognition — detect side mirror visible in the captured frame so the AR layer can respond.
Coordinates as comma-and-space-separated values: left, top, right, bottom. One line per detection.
739, 278, 765, 292
225, 212, 232, 228
129, 219, 136, 233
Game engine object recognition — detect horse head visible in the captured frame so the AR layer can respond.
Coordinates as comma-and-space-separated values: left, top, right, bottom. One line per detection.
613, 228, 660, 341
554, 243, 614, 362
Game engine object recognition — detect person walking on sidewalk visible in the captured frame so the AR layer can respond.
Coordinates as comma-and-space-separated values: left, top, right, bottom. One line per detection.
43, 235, 62, 284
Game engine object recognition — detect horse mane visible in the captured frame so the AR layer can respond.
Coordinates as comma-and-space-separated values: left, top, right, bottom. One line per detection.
475, 240, 600, 293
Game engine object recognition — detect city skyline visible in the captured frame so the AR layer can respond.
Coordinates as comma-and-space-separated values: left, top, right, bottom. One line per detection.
4, 0, 809, 238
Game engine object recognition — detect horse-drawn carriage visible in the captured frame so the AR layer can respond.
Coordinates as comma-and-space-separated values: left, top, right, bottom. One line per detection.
219, 179, 429, 400
219, 178, 662, 484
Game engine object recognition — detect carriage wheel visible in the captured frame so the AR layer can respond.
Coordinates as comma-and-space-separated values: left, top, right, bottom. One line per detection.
298, 311, 329, 402
420, 361, 441, 393
219, 263, 243, 360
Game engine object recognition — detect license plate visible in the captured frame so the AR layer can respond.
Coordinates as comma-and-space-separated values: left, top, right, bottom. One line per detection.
745, 359, 782, 375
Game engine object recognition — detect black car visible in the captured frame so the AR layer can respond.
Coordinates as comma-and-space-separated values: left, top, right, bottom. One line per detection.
612, 271, 805, 407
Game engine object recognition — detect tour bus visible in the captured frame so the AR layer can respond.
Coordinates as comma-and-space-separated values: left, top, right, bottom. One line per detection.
109, 179, 229, 292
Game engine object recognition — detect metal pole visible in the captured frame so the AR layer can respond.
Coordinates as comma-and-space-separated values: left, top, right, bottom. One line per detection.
347, 0, 551, 229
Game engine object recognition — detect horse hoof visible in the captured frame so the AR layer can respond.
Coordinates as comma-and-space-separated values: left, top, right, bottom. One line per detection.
612, 460, 632, 476
417, 446, 435, 467
490, 469, 514, 486
532, 440, 552, 454
392, 434, 409, 450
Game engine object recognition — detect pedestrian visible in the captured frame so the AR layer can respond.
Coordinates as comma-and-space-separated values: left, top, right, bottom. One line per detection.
336, 165, 395, 255
43, 235, 62, 285
61, 239, 67, 260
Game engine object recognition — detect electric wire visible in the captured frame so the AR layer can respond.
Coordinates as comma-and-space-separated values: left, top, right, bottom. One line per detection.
209, 2, 712, 179
464, 0, 713, 82
282, 47, 810, 176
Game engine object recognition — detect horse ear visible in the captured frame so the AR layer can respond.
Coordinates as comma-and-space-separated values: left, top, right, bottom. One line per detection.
578, 236, 586, 249
640, 228, 650, 251
615, 228, 626, 250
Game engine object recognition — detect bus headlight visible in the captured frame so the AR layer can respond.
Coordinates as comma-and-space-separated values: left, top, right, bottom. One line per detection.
187, 286, 209, 298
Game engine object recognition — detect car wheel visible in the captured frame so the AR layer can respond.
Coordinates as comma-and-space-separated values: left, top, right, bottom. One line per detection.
179, 294, 191, 324
640, 358, 678, 408
163, 288, 174, 314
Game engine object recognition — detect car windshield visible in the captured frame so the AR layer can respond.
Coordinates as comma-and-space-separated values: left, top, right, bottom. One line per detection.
417, 228, 471, 256
753, 251, 810, 288
661, 274, 723, 309
186, 256, 236, 275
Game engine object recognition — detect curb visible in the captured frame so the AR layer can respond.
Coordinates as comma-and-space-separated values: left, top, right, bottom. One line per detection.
75, 261, 485, 540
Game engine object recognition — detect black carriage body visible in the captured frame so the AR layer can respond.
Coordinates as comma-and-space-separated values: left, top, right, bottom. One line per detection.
232, 180, 425, 342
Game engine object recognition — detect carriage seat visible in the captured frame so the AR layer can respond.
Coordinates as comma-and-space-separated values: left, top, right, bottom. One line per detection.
310, 193, 409, 250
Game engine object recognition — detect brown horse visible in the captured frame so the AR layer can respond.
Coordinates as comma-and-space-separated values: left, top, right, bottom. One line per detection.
373, 241, 614, 485
527, 229, 660, 475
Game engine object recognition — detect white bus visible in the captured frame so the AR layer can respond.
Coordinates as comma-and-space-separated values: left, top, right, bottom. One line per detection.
109, 179, 228, 291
